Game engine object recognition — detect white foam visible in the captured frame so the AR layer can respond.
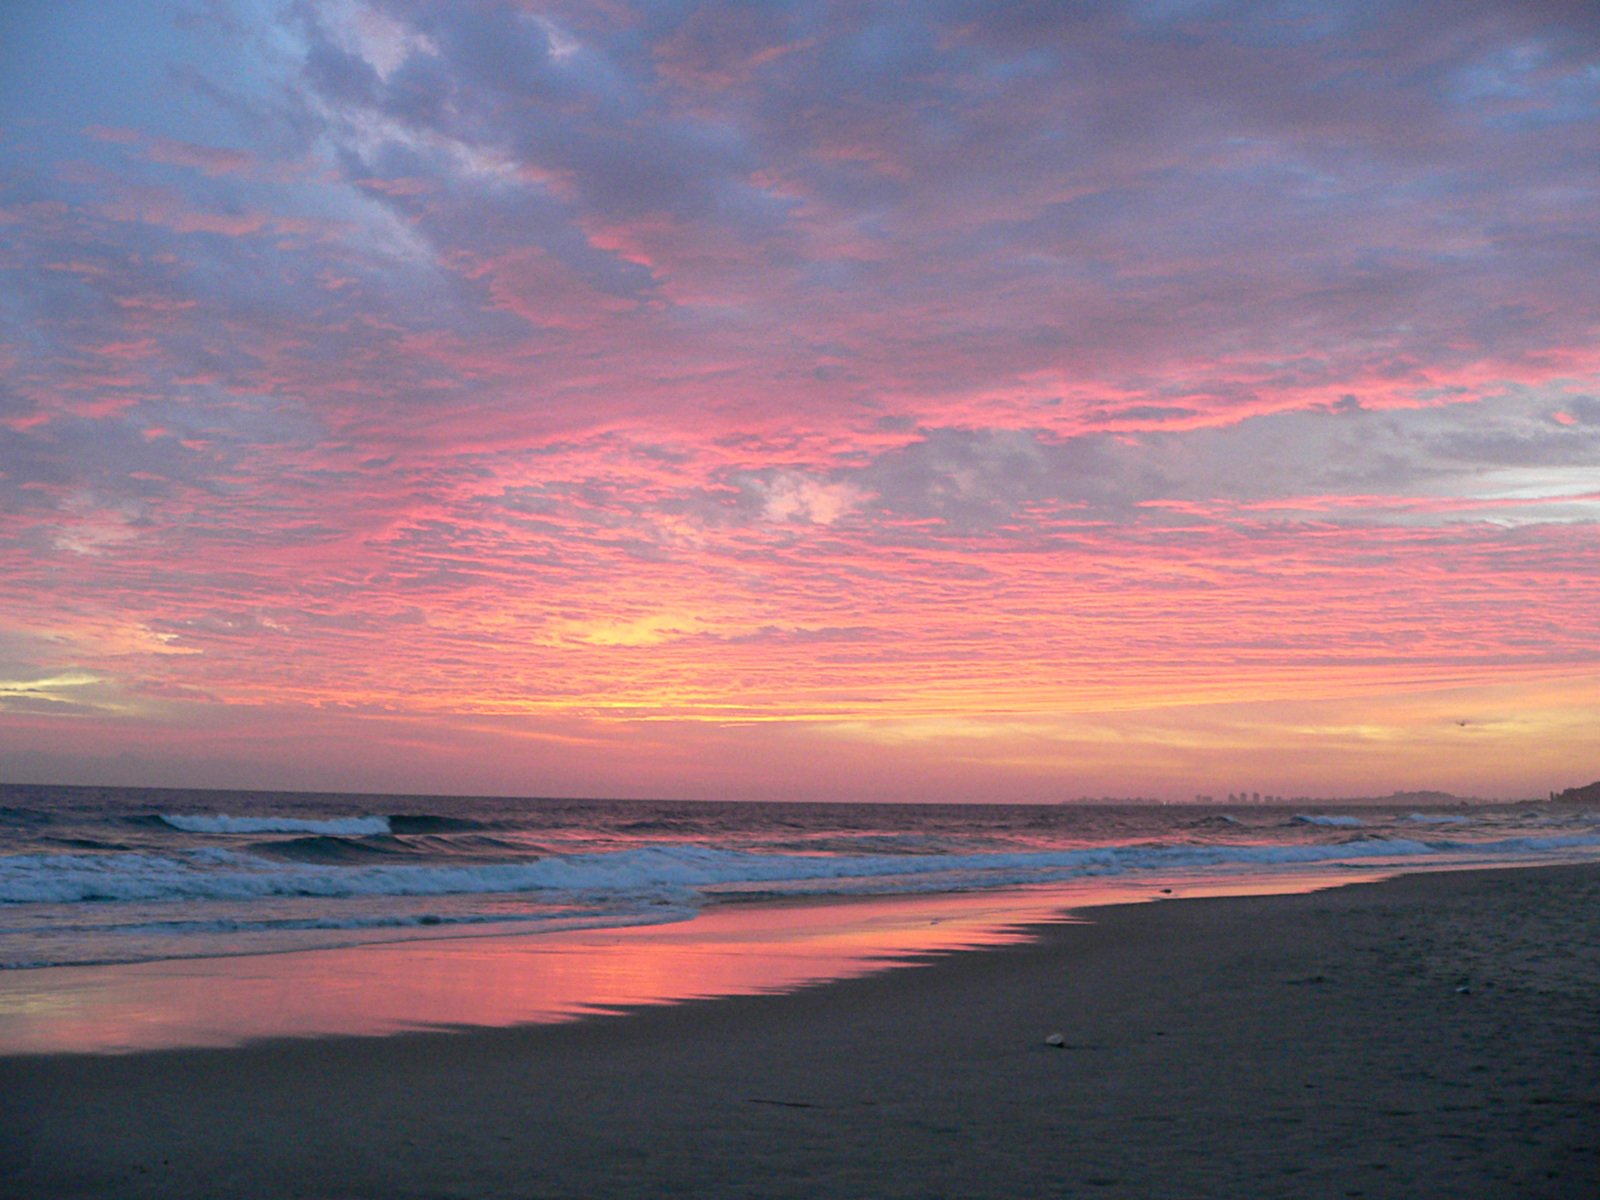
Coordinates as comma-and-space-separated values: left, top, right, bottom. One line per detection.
11, 833, 1597, 908
160, 814, 392, 836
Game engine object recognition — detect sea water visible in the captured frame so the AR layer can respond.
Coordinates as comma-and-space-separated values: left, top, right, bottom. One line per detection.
4, 783, 1598, 972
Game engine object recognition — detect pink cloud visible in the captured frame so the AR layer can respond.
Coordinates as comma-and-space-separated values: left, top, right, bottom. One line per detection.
85, 124, 256, 176
460, 246, 643, 329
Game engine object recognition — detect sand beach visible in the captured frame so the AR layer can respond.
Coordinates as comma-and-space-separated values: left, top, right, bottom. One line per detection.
3, 862, 1597, 1198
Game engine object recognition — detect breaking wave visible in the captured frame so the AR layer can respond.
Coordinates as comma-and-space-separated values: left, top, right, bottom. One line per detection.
8, 833, 1600, 908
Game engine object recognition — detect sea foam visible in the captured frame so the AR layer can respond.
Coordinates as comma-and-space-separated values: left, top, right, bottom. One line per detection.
12, 834, 1595, 908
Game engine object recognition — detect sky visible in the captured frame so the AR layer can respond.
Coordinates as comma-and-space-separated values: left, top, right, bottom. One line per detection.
1, 0, 1597, 803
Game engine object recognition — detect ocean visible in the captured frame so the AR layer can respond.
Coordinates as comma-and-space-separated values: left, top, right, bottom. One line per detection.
5, 783, 1598, 973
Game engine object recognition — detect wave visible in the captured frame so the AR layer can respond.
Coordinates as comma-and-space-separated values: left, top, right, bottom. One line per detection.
754, 833, 966, 856
387, 814, 491, 834
1292, 814, 1365, 827
1404, 813, 1472, 825
244, 838, 531, 864
45, 836, 134, 852
244, 835, 413, 864
1186, 814, 1245, 829
613, 818, 710, 836
159, 814, 392, 836
9, 832, 1600, 908
245, 832, 534, 864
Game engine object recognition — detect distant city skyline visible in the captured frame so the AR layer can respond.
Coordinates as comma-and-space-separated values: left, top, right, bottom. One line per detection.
2, 2, 1596, 801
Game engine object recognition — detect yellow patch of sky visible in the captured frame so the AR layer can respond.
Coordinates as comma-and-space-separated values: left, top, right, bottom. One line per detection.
0, 670, 105, 698
552, 612, 711, 647
0, 669, 150, 717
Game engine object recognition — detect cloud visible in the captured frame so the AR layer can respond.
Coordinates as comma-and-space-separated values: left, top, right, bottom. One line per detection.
852, 388, 1600, 532
0, 669, 107, 712
86, 125, 257, 177
738, 469, 865, 525
2, 0, 1598, 795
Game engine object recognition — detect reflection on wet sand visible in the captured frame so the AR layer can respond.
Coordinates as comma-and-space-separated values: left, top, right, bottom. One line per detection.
0, 871, 1364, 1055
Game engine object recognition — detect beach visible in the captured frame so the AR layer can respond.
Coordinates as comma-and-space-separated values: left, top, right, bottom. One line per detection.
4, 862, 1596, 1199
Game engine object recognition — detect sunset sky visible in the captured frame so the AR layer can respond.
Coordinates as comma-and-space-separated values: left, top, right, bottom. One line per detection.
2, 1, 1596, 802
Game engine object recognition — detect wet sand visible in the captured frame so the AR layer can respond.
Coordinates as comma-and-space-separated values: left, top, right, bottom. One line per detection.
4, 863, 1597, 1198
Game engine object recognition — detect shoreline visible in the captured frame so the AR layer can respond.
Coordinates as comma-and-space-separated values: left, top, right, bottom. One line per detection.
0, 862, 1407, 1056
5, 861, 1598, 1197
